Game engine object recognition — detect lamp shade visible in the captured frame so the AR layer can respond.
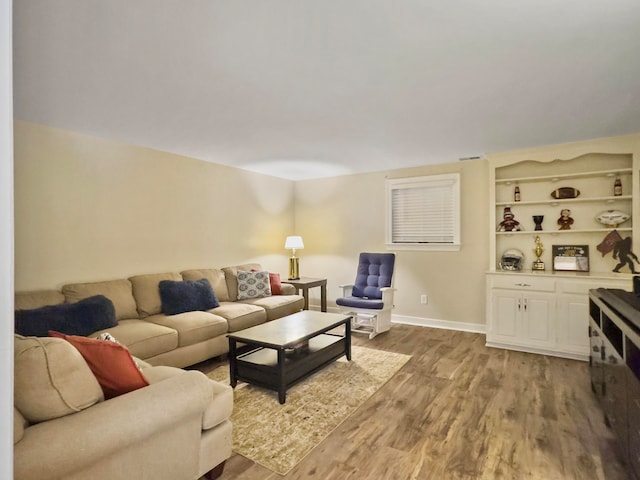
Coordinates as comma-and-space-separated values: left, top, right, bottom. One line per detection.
284, 236, 304, 250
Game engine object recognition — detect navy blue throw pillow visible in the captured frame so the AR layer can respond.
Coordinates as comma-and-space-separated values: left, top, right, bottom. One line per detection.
159, 278, 220, 315
15, 295, 117, 337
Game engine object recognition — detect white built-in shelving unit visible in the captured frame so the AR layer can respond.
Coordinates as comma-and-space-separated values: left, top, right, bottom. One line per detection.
486, 149, 638, 360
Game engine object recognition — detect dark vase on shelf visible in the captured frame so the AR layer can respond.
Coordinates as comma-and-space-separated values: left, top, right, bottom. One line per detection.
533, 215, 544, 231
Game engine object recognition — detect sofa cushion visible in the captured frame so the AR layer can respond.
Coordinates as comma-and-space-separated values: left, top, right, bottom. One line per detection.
129, 272, 182, 318
238, 294, 305, 321
209, 301, 267, 332
14, 290, 65, 310
181, 268, 230, 302
14, 407, 27, 444
145, 311, 228, 347
222, 263, 262, 301
90, 319, 178, 360
159, 278, 219, 315
14, 335, 104, 423
62, 279, 139, 321
237, 270, 271, 300
15, 295, 117, 337
50, 331, 150, 399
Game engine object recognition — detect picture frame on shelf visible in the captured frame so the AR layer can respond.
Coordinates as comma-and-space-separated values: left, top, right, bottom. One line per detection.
552, 245, 590, 272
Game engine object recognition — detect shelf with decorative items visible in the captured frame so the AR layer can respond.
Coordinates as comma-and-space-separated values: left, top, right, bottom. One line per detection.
496, 195, 632, 207
486, 147, 638, 360
492, 153, 635, 275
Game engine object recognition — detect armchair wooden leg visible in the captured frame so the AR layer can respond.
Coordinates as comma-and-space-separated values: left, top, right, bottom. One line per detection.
203, 461, 226, 480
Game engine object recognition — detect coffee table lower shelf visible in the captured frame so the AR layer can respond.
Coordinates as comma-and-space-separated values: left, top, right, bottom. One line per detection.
232, 334, 348, 404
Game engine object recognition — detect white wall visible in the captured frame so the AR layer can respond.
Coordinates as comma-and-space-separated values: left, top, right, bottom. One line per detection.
1, 0, 13, 476
294, 160, 490, 330
14, 122, 296, 290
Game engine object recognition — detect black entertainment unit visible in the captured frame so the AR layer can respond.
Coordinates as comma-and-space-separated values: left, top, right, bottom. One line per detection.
589, 286, 640, 479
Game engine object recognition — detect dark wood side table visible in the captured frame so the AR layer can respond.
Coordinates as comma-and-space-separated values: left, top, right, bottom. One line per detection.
282, 277, 327, 312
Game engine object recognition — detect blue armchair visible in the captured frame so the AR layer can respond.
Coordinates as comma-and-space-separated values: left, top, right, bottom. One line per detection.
336, 252, 396, 339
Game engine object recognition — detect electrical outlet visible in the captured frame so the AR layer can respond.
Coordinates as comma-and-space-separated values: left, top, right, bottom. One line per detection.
421, 294, 428, 304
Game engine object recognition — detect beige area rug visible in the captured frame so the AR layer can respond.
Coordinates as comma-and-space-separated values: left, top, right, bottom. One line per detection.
207, 346, 411, 475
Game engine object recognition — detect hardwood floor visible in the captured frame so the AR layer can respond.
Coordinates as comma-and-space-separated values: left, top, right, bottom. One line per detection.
205, 324, 629, 480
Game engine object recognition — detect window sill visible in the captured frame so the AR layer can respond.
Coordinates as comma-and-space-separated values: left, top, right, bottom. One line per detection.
386, 243, 461, 252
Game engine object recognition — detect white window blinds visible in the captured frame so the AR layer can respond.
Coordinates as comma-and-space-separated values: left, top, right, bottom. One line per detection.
386, 173, 460, 251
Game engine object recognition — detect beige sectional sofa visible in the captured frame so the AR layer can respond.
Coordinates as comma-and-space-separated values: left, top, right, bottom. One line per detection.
14, 335, 233, 480
13, 263, 304, 480
15, 263, 305, 368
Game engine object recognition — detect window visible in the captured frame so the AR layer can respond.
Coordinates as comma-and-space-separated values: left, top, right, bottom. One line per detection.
386, 173, 460, 251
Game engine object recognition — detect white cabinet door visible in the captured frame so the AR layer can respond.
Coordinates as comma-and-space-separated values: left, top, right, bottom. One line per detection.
557, 294, 589, 355
489, 290, 555, 348
493, 291, 519, 339
523, 292, 555, 346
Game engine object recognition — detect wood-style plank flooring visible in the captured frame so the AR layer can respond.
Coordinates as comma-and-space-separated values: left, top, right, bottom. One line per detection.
201, 324, 629, 480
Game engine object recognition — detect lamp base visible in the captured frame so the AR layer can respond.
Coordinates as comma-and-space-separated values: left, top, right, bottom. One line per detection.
288, 257, 300, 280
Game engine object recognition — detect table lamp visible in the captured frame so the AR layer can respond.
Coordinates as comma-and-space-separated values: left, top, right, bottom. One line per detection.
285, 236, 304, 280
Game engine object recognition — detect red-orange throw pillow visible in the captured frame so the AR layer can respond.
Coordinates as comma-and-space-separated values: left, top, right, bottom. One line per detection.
49, 331, 149, 399
269, 272, 282, 295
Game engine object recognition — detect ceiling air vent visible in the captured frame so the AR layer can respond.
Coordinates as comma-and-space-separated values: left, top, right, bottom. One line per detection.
458, 155, 484, 161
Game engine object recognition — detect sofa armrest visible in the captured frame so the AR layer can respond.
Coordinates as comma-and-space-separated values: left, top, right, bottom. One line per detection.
279, 283, 296, 295
14, 370, 212, 480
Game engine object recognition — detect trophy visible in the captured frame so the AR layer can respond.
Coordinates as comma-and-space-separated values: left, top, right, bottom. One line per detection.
532, 235, 545, 270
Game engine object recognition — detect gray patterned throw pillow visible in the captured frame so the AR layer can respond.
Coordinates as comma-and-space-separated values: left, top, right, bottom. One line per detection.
237, 270, 272, 300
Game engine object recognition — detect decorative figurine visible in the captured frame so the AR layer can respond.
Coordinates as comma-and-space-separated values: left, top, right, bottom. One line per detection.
514, 183, 521, 202
612, 237, 639, 273
533, 215, 544, 231
532, 236, 545, 270
497, 206, 523, 232
557, 209, 574, 230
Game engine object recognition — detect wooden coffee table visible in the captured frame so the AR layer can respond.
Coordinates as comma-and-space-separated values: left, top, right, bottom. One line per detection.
227, 311, 352, 403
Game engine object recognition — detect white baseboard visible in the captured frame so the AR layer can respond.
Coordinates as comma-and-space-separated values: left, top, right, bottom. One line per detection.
485, 341, 589, 362
391, 314, 487, 334
320, 306, 586, 361
317, 306, 487, 334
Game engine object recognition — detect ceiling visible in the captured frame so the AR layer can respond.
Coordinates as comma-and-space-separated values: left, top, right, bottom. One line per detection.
12, 0, 640, 180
